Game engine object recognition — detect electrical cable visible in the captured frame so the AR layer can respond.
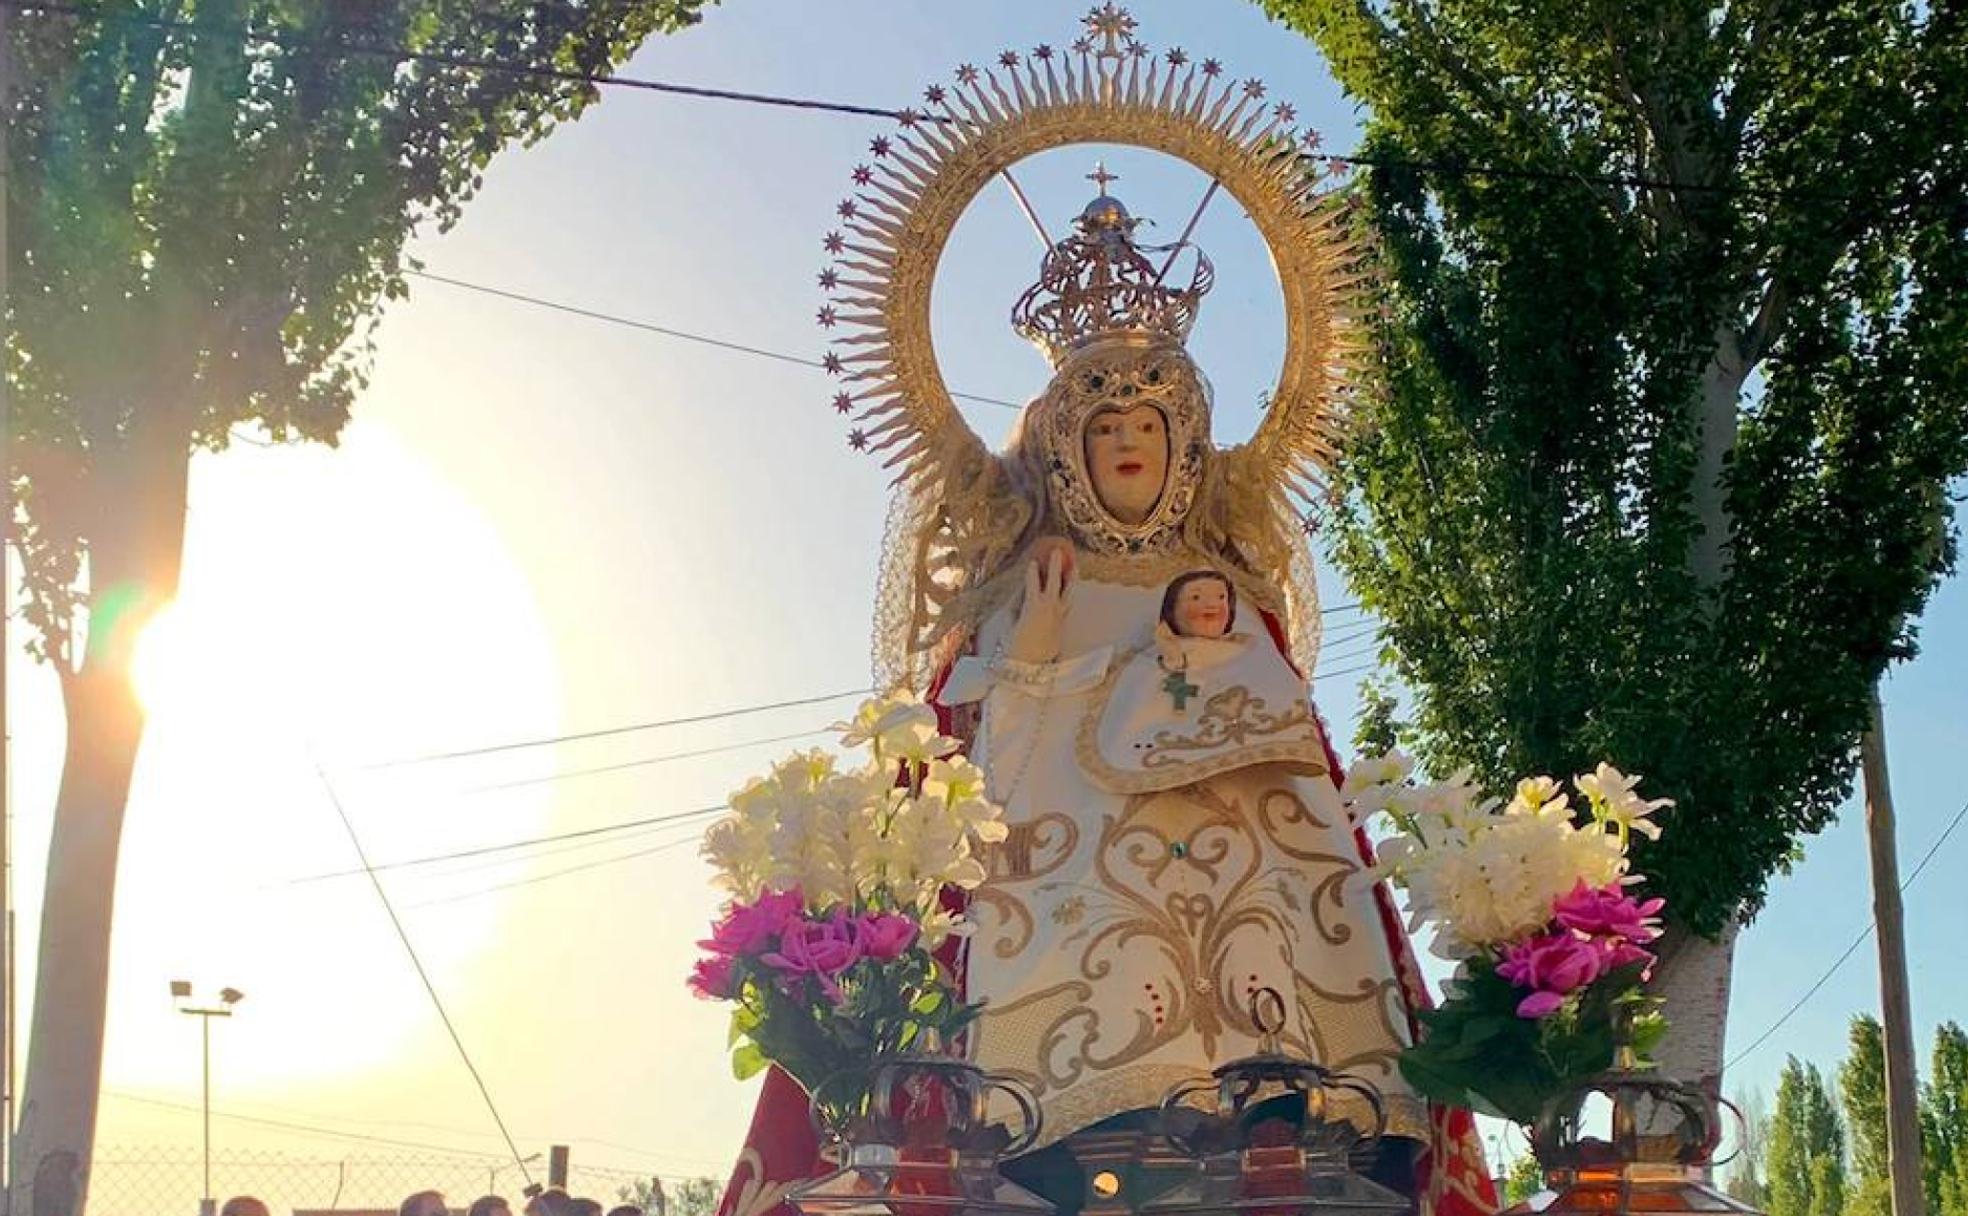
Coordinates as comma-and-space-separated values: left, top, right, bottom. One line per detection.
1314, 659, 1379, 682
464, 727, 831, 794
2, 1, 936, 124
353, 687, 869, 771
7, 0, 1946, 212
403, 833, 703, 911
288, 802, 729, 885
1724, 792, 1968, 1070
312, 763, 536, 1189
407, 271, 1023, 410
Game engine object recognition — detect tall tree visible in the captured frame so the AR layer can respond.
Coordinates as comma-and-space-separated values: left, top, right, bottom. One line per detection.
3, 4, 711, 1212
1927, 1024, 1968, 1216
1728, 1086, 1772, 1211
1842, 1015, 1893, 1216
1770, 1057, 1848, 1216
1260, 0, 1968, 1090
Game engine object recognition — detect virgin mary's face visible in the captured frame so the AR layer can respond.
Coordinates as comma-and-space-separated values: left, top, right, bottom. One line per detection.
1082, 404, 1168, 525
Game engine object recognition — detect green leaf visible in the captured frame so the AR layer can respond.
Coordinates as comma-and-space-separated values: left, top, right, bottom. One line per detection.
731, 1043, 767, 1081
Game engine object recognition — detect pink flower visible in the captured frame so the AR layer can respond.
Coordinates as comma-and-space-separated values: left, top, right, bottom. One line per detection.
1516, 990, 1567, 1019
1496, 932, 1610, 1001
857, 913, 920, 962
687, 954, 738, 1001
1553, 881, 1665, 946
1598, 937, 1657, 978
763, 911, 866, 1003
701, 887, 806, 957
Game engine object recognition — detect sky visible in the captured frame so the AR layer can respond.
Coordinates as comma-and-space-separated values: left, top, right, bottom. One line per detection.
7, 1, 1965, 1207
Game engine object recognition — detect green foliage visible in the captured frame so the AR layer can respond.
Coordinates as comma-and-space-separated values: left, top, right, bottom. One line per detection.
4, 0, 714, 668
1769, 1057, 1846, 1216
1926, 1023, 1968, 1216
1839, 1015, 1890, 1216
1264, 0, 1968, 937
723, 950, 980, 1101
1501, 1153, 1544, 1205
1397, 956, 1662, 1126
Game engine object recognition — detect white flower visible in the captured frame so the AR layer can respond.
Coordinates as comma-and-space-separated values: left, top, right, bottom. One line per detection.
1343, 749, 1415, 796
1574, 763, 1671, 841
836, 692, 944, 760
923, 755, 987, 803
917, 905, 973, 951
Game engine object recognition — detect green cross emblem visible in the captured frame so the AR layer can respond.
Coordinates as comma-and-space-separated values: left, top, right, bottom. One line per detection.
1161, 668, 1201, 711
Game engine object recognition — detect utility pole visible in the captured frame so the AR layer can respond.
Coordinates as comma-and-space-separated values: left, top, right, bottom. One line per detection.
172, 983, 243, 1216
1861, 687, 1926, 1216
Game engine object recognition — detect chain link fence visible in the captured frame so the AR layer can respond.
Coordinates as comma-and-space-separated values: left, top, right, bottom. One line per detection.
89, 1146, 656, 1216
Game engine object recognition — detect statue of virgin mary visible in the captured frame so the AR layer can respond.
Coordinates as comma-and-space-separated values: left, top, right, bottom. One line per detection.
713, 15, 1498, 1216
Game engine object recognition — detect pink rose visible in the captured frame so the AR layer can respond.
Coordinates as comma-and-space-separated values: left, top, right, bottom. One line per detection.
701, 887, 806, 957
857, 913, 920, 962
1553, 881, 1665, 946
1496, 932, 1609, 1001
687, 954, 738, 1001
763, 911, 866, 1003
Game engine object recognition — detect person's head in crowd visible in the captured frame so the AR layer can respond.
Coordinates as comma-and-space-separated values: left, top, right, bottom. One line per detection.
220, 1198, 271, 1216
605, 1206, 644, 1216
400, 1191, 449, 1216
524, 1188, 571, 1216
468, 1196, 514, 1216
568, 1199, 604, 1216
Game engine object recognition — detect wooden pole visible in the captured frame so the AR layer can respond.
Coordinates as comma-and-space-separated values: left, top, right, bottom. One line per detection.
1861, 686, 1926, 1216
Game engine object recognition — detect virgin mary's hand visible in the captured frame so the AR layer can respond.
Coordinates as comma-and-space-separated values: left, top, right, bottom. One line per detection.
1005, 546, 1072, 665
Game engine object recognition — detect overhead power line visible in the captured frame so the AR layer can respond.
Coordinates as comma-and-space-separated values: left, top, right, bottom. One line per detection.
10, 0, 1940, 211
103, 1090, 726, 1176
408, 272, 1023, 411
1725, 793, 1968, 1070
466, 726, 831, 794
313, 765, 535, 1188
4, 1, 932, 123
354, 686, 870, 771
290, 802, 729, 885
404, 834, 702, 911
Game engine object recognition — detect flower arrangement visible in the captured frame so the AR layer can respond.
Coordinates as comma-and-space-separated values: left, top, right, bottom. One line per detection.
690, 693, 1007, 1099
1343, 753, 1672, 1124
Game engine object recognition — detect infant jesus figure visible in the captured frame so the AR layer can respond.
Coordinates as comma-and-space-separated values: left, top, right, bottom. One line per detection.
1154, 569, 1238, 711
1083, 565, 1329, 802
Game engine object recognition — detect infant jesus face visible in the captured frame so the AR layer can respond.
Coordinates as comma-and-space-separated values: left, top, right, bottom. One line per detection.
1161, 571, 1235, 639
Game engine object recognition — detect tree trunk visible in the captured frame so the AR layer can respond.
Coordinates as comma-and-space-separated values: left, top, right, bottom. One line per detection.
1649, 919, 1741, 1096
9, 666, 147, 1216
1648, 323, 1751, 1109
9, 421, 189, 1216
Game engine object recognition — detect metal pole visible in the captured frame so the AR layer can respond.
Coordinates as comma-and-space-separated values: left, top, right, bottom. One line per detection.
201, 1015, 211, 1215
1862, 688, 1927, 1216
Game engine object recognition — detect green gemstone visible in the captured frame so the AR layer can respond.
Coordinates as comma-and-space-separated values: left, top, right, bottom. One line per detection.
1171, 842, 1188, 859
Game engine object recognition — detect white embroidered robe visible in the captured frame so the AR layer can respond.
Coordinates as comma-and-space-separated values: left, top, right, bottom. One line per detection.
943, 572, 1427, 1150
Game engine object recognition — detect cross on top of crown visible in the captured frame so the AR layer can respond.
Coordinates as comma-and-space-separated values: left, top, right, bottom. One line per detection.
1087, 161, 1120, 194
1083, 4, 1136, 56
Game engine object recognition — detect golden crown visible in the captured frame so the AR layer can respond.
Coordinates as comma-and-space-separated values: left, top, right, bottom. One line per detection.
1010, 166, 1215, 367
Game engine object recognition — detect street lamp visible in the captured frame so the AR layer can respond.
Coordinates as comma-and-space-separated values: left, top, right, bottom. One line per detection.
173, 980, 243, 1216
